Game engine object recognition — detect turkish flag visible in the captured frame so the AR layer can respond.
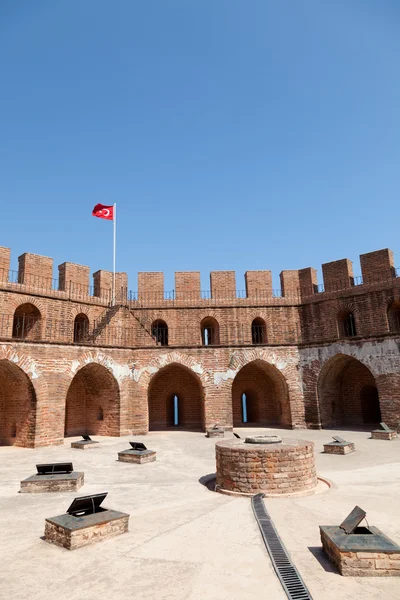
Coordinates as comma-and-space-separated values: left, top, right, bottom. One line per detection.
92, 204, 114, 220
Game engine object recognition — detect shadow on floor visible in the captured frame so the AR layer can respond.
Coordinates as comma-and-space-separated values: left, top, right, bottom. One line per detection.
308, 546, 339, 574
199, 473, 217, 491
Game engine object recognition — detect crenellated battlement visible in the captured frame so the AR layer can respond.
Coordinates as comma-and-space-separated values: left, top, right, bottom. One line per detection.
0, 245, 399, 308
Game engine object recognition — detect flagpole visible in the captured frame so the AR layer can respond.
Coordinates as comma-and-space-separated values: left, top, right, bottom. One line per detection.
112, 203, 117, 305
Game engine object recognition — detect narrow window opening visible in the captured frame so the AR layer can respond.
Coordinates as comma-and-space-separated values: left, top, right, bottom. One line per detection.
201, 317, 220, 346
97, 407, 104, 421
174, 395, 179, 425
251, 318, 267, 344
152, 320, 168, 346
241, 393, 248, 423
74, 314, 89, 343
338, 310, 357, 338
388, 302, 400, 332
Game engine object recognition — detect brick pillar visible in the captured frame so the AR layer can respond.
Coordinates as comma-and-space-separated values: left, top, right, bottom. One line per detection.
93, 270, 127, 302
58, 262, 90, 298
299, 267, 318, 298
360, 249, 395, 285
138, 272, 164, 305
210, 271, 236, 300
18, 252, 54, 291
0, 247, 10, 283
245, 271, 273, 300
376, 373, 400, 429
280, 271, 300, 299
322, 258, 354, 293
175, 272, 200, 302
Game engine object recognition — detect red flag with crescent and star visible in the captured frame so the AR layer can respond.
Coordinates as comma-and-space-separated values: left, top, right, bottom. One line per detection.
92, 204, 114, 220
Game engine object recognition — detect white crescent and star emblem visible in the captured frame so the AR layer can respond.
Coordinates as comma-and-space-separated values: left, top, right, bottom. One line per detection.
102, 209, 110, 217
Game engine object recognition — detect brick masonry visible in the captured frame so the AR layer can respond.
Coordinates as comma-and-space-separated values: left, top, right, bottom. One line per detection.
20, 472, 84, 493
1, 245, 400, 447
371, 430, 397, 440
320, 527, 400, 576
118, 449, 156, 463
215, 438, 317, 496
323, 442, 355, 455
206, 428, 224, 438
44, 510, 129, 550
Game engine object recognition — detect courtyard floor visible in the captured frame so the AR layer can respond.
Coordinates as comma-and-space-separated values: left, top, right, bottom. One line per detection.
1, 427, 400, 600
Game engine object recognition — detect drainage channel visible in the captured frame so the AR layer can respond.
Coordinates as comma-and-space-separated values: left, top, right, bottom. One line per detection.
252, 493, 313, 600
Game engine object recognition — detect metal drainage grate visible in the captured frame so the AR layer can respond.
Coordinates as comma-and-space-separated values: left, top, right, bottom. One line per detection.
252, 493, 313, 600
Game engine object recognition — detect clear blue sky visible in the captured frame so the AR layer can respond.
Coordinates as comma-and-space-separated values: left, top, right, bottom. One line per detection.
1, 1, 399, 292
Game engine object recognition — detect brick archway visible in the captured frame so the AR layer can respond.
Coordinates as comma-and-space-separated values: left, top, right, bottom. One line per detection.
148, 363, 205, 430
232, 359, 290, 427
0, 359, 37, 447
318, 354, 381, 428
65, 363, 120, 437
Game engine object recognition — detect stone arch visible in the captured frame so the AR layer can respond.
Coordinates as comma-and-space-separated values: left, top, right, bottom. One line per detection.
232, 359, 291, 427
12, 302, 42, 340
151, 319, 168, 346
0, 359, 37, 447
65, 362, 120, 437
67, 305, 92, 321
317, 353, 381, 428
201, 316, 220, 345
8, 295, 46, 314
335, 300, 358, 338
73, 313, 90, 343
148, 362, 205, 430
137, 351, 210, 389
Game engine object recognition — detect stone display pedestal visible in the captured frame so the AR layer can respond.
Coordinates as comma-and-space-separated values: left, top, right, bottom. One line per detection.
118, 449, 156, 464
20, 472, 84, 493
320, 525, 400, 576
45, 510, 129, 550
71, 440, 99, 450
323, 441, 355, 455
206, 428, 224, 438
371, 430, 397, 440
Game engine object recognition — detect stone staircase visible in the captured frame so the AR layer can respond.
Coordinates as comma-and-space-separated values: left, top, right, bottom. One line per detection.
90, 304, 122, 340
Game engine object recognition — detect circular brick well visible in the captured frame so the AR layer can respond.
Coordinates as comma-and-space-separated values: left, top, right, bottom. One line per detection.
215, 438, 317, 497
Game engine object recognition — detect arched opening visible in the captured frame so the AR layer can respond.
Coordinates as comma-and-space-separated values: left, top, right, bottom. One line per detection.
148, 363, 204, 430
12, 303, 41, 340
74, 314, 89, 343
232, 360, 290, 427
251, 318, 267, 345
360, 385, 381, 423
151, 319, 168, 346
318, 354, 381, 428
0, 359, 36, 447
337, 310, 357, 338
201, 317, 220, 346
64, 363, 120, 437
388, 301, 400, 332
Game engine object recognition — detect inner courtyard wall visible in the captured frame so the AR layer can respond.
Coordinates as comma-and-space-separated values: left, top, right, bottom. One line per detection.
1, 244, 400, 447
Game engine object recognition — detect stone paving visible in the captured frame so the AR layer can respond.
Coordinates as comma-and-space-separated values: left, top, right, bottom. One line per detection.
0, 428, 400, 599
